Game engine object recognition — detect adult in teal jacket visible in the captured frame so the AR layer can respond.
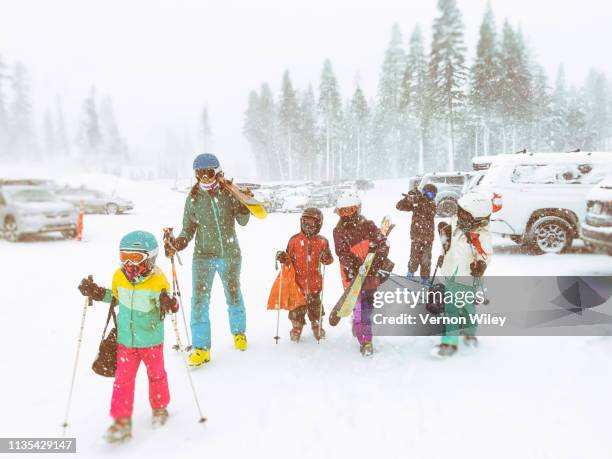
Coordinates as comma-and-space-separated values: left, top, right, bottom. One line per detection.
165, 153, 250, 367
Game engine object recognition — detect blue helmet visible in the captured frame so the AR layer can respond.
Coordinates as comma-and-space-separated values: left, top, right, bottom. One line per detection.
119, 231, 158, 283
193, 153, 220, 171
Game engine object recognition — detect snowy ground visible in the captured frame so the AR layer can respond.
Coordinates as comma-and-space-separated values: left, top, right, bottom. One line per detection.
1, 177, 611, 459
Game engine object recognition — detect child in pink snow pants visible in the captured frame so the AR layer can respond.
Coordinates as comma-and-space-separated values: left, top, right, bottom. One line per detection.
78, 230, 179, 443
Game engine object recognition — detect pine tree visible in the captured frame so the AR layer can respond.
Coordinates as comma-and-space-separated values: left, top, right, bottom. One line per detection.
498, 21, 532, 152
549, 65, 569, 150
318, 59, 342, 181
55, 96, 70, 157
99, 96, 127, 160
469, 2, 500, 156
10, 61, 36, 158
401, 25, 431, 173
429, 0, 467, 170
77, 88, 102, 158
43, 109, 56, 157
349, 85, 369, 178
201, 105, 212, 151
278, 70, 300, 180
584, 69, 610, 150
298, 84, 318, 179
373, 23, 406, 176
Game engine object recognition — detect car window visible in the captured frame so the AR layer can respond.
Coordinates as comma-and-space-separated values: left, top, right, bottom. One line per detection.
4, 188, 56, 202
511, 163, 609, 185
446, 176, 465, 185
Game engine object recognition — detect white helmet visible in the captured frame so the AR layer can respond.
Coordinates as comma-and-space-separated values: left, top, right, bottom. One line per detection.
335, 193, 361, 212
457, 192, 492, 219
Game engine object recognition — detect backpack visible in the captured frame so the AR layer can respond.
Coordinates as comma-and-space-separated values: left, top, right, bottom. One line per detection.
92, 302, 118, 377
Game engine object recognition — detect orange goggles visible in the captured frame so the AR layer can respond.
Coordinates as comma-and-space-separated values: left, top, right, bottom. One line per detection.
337, 206, 359, 217
119, 250, 148, 265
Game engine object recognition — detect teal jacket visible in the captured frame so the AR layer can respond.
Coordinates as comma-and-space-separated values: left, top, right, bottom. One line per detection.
178, 186, 250, 260
102, 267, 170, 348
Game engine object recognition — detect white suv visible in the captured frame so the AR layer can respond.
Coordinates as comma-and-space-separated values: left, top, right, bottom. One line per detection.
476, 152, 612, 254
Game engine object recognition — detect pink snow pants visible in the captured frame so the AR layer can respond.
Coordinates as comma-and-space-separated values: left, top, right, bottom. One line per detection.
110, 344, 170, 419
352, 290, 374, 345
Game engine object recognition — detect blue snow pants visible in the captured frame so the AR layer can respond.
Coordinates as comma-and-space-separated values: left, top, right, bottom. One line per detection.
191, 257, 246, 350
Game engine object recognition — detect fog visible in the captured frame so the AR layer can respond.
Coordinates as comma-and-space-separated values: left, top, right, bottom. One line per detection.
1, 0, 611, 177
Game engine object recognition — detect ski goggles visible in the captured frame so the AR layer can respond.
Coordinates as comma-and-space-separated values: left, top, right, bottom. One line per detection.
119, 250, 149, 265
196, 167, 220, 180
423, 190, 436, 200
336, 206, 359, 217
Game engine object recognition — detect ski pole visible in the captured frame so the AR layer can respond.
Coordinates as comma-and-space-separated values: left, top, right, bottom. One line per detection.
171, 256, 192, 351
61, 275, 93, 436
170, 313, 207, 424
273, 253, 283, 344
317, 253, 325, 344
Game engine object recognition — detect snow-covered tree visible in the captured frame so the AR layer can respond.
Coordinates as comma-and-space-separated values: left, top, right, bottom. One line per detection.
297, 84, 318, 179
9, 61, 36, 158
55, 96, 70, 157
77, 88, 102, 158
0, 54, 8, 156
201, 105, 212, 151
373, 23, 406, 176
429, 0, 467, 170
278, 70, 300, 179
318, 59, 343, 181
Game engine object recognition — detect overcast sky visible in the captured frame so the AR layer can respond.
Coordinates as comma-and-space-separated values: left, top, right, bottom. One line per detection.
1, 0, 611, 174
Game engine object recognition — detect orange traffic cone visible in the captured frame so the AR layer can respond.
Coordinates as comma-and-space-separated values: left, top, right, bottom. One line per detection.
76, 200, 84, 241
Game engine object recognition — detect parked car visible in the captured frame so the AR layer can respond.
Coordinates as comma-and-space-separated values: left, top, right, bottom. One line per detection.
308, 186, 336, 208
280, 191, 309, 213
408, 175, 423, 192
461, 170, 487, 195
54, 186, 134, 215
581, 175, 612, 255
0, 184, 78, 241
418, 172, 473, 217
355, 179, 375, 190
477, 151, 612, 254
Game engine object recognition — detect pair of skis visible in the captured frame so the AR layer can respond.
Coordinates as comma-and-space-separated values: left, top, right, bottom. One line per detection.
329, 216, 394, 326
221, 180, 267, 219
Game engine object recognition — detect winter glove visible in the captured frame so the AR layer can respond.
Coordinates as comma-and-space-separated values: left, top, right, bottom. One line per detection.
238, 204, 250, 215
470, 260, 487, 278
78, 278, 107, 301
159, 288, 179, 314
276, 250, 289, 264
164, 235, 187, 258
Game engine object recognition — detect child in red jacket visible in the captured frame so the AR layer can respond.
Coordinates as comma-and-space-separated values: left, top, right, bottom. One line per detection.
276, 208, 333, 341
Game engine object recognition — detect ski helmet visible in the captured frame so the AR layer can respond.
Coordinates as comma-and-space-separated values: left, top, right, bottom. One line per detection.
301, 207, 323, 236
422, 184, 438, 200
193, 153, 220, 171
456, 192, 492, 231
335, 193, 361, 217
119, 231, 159, 283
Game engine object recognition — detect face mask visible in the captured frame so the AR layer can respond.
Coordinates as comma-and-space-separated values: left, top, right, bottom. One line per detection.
199, 181, 219, 192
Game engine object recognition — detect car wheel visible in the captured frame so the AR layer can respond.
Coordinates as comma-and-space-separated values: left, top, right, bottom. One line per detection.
106, 203, 119, 215
436, 198, 458, 217
528, 216, 573, 255
4, 216, 19, 242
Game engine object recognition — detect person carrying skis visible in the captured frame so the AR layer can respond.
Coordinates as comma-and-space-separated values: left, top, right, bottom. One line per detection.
435, 192, 493, 357
163, 153, 251, 368
77, 231, 179, 443
396, 183, 437, 282
333, 194, 394, 356
275, 207, 334, 341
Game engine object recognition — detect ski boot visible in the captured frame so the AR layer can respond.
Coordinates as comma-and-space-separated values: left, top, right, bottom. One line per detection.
152, 408, 169, 427
436, 343, 458, 358
290, 321, 303, 342
233, 333, 248, 351
464, 336, 479, 347
188, 348, 210, 368
311, 321, 325, 341
406, 271, 415, 279
360, 342, 374, 357
105, 418, 132, 443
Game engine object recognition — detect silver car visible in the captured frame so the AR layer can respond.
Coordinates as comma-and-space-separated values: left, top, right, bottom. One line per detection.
0, 185, 78, 241
419, 172, 473, 217
54, 186, 134, 214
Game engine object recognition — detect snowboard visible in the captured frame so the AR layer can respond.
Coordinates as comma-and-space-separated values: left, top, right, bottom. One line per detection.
329, 216, 393, 326
222, 180, 268, 219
